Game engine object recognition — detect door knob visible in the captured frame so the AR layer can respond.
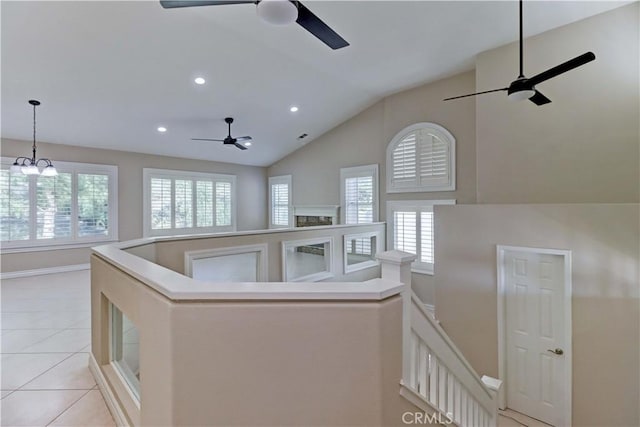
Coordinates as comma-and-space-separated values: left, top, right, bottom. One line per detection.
547, 348, 564, 355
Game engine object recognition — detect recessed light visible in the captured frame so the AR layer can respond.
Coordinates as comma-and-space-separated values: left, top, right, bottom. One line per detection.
194, 77, 206, 85
245, 142, 252, 146
289, 106, 299, 113
157, 126, 167, 133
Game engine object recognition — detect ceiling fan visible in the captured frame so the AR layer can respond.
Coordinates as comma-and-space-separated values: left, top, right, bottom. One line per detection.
444, 0, 595, 105
159, 0, 349, 50
192, 117, 252, 150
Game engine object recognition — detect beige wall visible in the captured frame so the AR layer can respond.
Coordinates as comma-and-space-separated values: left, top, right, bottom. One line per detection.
434, 203, 639, 426
476, 3, 639, 203
151, 223, 386, 283
91, 254, 426, 426
268, 71, 477, 304
1, 138, 267, 273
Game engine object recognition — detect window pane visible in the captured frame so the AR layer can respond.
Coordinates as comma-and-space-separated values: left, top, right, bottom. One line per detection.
196, 181, 213, 228
111, 304, 140, 401
151, 178, 172, 229
0, 170, 30, 241
420, 211, 434, 264
271, 183, 289, 226
419, 133, 448, 178
174, 179, 193, 229
77, 174, 109, 237
215, 181, 231, 226
345, 176, 373, 224
37, 173, 72, 239
393, 211, 416, 255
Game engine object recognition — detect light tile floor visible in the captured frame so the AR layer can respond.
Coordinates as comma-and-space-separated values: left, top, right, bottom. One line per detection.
1, 270, 115, 426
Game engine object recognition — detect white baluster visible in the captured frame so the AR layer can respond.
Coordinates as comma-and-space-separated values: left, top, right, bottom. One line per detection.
461, 390, 467, 427
409, 332, 418, 389
454, 380, 461, 424
429, 356, 438, 406
438, 364, 447, 412
418, 343, 428, 398
447, 373, 454, 416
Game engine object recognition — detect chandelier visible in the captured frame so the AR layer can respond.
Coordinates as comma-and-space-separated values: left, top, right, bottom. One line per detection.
10, 100, 57, 176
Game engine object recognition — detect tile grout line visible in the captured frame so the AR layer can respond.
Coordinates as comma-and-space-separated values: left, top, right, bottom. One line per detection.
45, 388, 93, 427
15, 352, 77, 391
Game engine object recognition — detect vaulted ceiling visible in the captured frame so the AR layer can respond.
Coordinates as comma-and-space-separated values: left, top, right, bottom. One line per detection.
1, 1, 629, 166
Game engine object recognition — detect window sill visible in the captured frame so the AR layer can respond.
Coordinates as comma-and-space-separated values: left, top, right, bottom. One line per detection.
411, 267, 434, 276
0, 239, 118, 254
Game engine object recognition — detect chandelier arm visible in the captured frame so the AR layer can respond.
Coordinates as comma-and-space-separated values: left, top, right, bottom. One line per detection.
35, 158, 52, 167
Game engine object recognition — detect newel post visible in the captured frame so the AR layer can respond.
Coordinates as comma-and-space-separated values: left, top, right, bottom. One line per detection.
377, 250, 417, 387
376, 250, 416, 287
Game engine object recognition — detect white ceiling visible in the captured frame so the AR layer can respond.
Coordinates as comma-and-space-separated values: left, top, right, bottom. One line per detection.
1, 1, 629, 167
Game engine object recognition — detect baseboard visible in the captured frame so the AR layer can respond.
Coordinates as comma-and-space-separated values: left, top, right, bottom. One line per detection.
0, 263, 90, 280
89, 353, 129, 427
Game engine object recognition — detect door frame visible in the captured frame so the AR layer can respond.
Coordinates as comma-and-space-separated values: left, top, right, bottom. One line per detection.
496, 245, 572, 426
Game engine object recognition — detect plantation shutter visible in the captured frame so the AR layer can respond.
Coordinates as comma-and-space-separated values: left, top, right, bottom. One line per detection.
393, 211, 417, 255
345, 176, 373, 224
418, 131, 449, 186
387, 123, 455, 192
271, 183, 289, 226
420, 210, 434, 264
0, 170, 30, 241
196, 181, 214, 227
391, 133, 417, 188
215, 181, 232, 226
150, 178, 172, 230
77, 174, 109, 237
37, 173, 72, 239
174, 179, 193, 229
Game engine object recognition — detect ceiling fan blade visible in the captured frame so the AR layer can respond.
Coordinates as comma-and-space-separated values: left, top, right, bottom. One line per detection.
295, 2, 349, 50
443, 88, 508, 101
192, 138, 225, 142
160, 1, 254, 9
235, 136, 252, 142
234, 142, 248, 150
527, 52, 596, 86
529, 90, 551, 106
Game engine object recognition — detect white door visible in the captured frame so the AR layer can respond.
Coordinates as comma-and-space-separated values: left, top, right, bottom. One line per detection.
504, 250, 567, 426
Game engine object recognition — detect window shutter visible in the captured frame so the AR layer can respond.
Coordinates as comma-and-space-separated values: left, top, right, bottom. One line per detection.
0, 170, 30, 241
150, 178, 172, 230
393, 211, 417, 255
196, 181, 214, 228
174, 179, 193, 229
271, 183, 289, 226
77, 174, 109, 237
420, 210, 434, 264
391, 133, 417, 187
419, 131, 449, 186
215, 181, 232, 226
345, 176, 373, 224
36, 173, 72, 239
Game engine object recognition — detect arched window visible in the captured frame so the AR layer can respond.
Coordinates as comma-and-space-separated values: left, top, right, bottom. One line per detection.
386, 123, 456, 193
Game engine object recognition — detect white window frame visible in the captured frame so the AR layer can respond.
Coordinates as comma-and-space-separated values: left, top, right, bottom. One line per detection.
340, 164, 379, 224
268, 175, 293, 229
386, 122, 456, 193
386, 199, 455, 275
142, 168, 236, 237
184, 243, 269, 282
343, 230, 382, 274
281, 236, 334, 282
0, 157, 118, 252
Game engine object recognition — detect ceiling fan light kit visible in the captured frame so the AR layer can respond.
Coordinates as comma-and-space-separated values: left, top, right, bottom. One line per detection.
257, 0, 297, 25
444, 0, 595, 106
160, 0, 349, 50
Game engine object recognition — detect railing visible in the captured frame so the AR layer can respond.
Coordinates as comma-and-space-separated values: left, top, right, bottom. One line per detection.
400, 289, 497, 427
